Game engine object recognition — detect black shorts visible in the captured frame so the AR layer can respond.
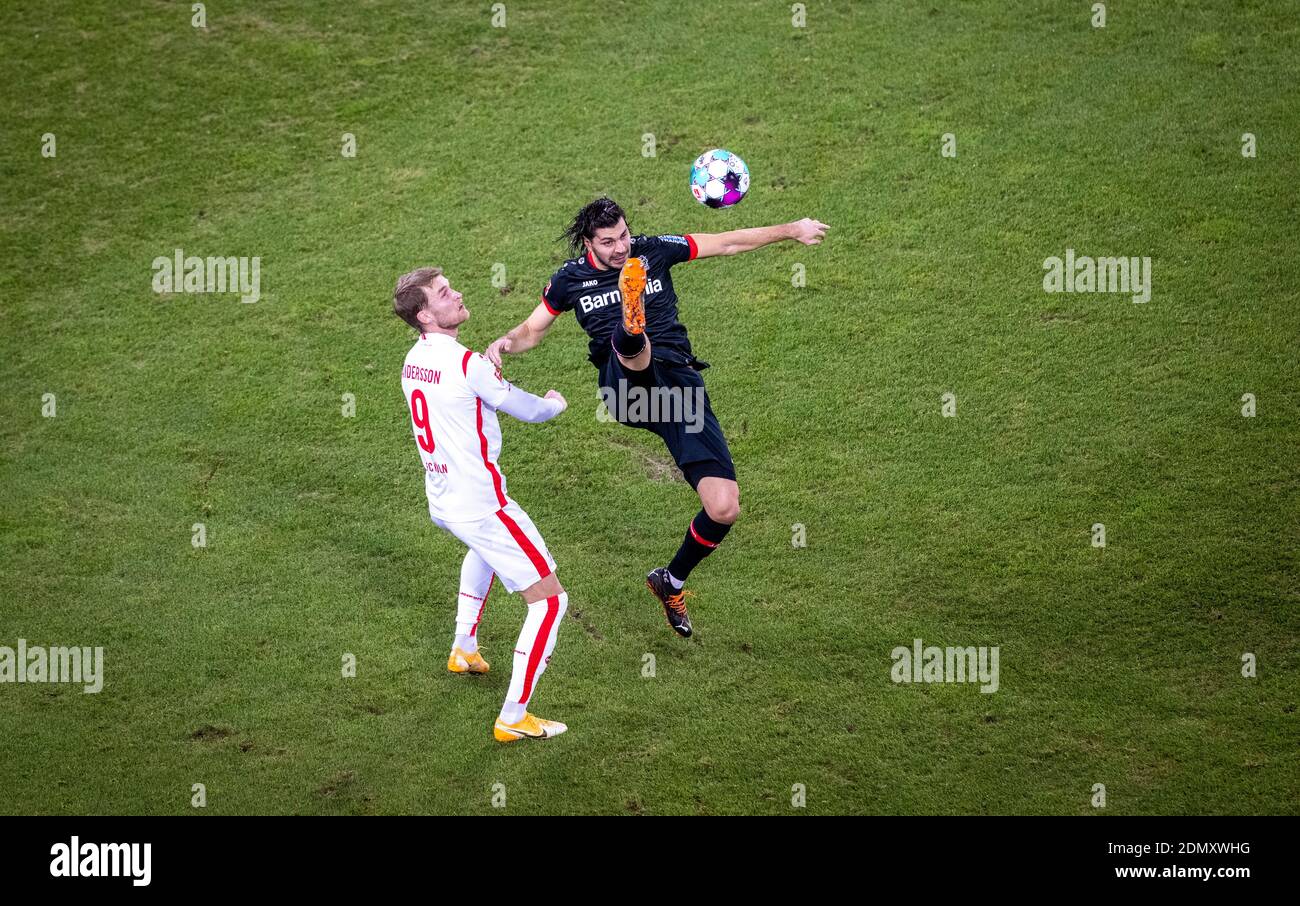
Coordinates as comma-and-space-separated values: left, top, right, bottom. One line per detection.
597, 350, 736, 490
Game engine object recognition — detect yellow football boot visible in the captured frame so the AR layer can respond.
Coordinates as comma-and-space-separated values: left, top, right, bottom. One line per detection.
447, 647, 490, 674
493, 712, 568, 743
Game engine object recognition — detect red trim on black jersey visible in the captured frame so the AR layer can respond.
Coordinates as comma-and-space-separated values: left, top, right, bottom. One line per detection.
541, 293, 562, 316
586, 251, 597, 268
685, 234, 698, 260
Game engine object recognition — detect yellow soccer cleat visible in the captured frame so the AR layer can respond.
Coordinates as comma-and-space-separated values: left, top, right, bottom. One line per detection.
447, 647, 490, 674
618, 256, 648, 335
493, 712, 568, 743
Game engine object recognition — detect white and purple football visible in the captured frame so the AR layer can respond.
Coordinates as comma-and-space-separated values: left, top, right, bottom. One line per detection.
690, 149, 749, 208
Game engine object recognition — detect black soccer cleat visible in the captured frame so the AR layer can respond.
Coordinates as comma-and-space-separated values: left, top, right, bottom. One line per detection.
646, 567, 693, 638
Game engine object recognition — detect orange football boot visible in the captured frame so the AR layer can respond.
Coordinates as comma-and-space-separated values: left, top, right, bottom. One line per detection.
618, 256, 648, 335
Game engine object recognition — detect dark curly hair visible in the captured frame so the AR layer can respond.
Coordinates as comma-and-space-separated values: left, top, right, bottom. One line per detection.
561, 197, 627, 254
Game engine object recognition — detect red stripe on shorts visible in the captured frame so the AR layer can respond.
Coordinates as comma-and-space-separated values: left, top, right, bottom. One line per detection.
495, 508, 551, 580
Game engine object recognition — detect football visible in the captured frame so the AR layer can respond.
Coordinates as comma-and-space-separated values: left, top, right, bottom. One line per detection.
690, 148, 750, 207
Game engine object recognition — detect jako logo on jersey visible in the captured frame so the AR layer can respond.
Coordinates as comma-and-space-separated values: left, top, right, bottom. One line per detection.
50, 837, 152, 886
581, 279, 598, 288
579, 279, 662, 314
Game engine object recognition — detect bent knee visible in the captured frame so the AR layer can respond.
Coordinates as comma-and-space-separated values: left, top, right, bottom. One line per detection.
551, 588, 569, 616
523, 573, 565, 604
705, 498, 740, 525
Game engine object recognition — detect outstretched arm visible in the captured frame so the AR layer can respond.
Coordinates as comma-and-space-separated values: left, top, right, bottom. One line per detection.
486, 302, 558, 368
465, 352, 567, 423
690, 217, 829, 259
495, 387, 567, 424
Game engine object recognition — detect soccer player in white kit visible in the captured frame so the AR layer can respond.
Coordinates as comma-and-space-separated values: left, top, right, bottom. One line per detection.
393, 266, 571, 743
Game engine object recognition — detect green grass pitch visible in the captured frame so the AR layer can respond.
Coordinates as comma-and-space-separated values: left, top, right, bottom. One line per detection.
0, 0, 1296, 815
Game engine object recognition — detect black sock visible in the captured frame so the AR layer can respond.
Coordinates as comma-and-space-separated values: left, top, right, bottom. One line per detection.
611, 321, 647, 359
667, 509, 731, 585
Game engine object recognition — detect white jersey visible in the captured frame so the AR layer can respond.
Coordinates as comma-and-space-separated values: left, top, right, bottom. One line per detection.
401, 332, 563, 523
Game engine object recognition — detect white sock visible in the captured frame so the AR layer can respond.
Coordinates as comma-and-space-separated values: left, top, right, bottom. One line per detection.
498, 702, 526, 725
667, 571, 685, 590
454, 551, 495, 655
500, 591, 568, 723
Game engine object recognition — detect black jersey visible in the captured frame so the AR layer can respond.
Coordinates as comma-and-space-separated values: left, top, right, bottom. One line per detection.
541, 234, 698, 366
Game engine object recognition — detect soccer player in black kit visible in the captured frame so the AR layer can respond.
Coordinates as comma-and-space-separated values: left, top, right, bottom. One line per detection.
486, 198, 828, 637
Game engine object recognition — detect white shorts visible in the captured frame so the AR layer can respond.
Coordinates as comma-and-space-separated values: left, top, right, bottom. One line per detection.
432, 501, 557, 594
